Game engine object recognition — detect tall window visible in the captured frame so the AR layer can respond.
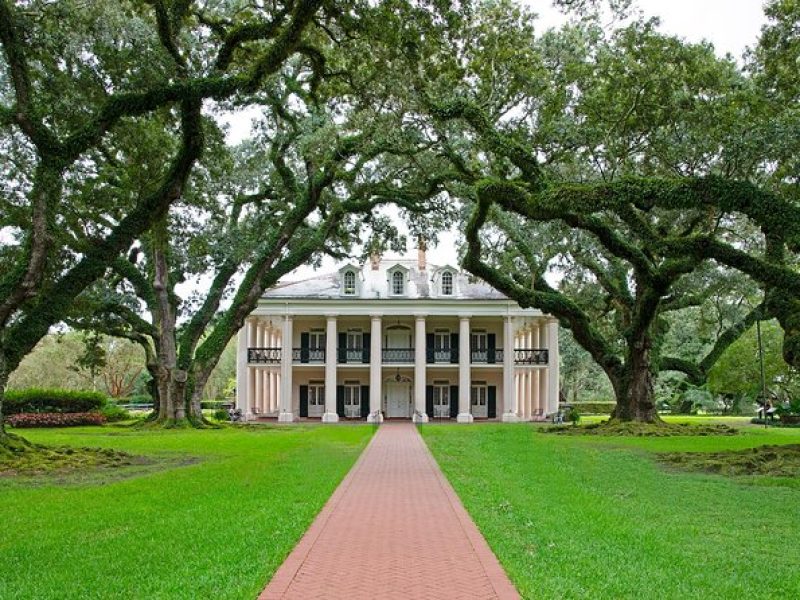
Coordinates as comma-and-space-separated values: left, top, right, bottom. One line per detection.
343, 270, 356, 295
392, 270, 405, 295
441, 271, 453, 295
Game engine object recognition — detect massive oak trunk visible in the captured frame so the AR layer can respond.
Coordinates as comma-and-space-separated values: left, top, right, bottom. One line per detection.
608, 333, 662, 423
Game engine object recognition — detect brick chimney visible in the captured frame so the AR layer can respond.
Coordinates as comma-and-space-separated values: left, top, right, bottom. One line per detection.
417, 236, 427, 271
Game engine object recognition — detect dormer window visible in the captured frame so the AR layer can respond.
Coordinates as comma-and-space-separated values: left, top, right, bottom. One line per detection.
343, 270, 357, 295
441, 271, 453, 295
392, 270, 405, 295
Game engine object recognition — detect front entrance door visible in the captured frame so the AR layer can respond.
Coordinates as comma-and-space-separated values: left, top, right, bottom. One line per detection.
344, 383, 361, 418
385, 382, 411, 418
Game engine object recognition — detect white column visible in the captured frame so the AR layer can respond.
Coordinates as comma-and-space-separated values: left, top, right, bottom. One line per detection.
524, 328, 533, 419
278, 315, 295, 422
323, 316, 339, 422
254, 322, 263, 414
414, 315, 428, 423
539, 320, 549, 418
547, 319, 560, 415
530, 324, 540, 418
236, 323, 249, 414
247, 320, 258, 417
271, 370, 278, 413
501, 316, 517, 422
368, 315, 383, 422
457, 316, 473, 422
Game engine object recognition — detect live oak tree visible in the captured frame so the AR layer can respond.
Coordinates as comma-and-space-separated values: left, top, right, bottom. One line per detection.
64, 12, 459, 425
0, 0, 436, 440
407, 2, 790, 422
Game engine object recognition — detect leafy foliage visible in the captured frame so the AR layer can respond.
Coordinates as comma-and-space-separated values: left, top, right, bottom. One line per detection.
4, 389, 106, 415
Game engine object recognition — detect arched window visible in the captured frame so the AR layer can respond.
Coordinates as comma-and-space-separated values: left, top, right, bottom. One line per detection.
441, 271, 454, 295
392, 270, 405, 295
343, 270, 356, 295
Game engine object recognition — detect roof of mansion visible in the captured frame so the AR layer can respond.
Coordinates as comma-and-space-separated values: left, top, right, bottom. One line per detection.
262, 257, 507, 301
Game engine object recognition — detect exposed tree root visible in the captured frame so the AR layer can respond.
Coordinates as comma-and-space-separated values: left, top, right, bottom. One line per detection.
0, 434, 145, 476
657, 444, 800, 478
542, 420, 738, 437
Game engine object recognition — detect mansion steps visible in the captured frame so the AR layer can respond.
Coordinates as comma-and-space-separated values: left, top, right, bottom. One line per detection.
236, 252, 559, 423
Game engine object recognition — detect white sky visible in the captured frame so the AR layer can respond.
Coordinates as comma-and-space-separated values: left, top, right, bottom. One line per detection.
220, 0, 768, 283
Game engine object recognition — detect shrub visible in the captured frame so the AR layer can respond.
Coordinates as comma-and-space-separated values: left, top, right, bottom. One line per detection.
114, 394, 153, 406
201, 400, 227, 410
101, 404, 133, 423
213, 408, 230, 422
566, 407, 581, 425
570, 401, 616, 415
4, 389, 106, 415
6, 412, 106, 428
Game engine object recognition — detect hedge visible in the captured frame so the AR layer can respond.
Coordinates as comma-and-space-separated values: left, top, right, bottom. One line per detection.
569, 401, 617, 415
6, 412, 106, 428
4, 389, 106, 415
200, 400, 228, 410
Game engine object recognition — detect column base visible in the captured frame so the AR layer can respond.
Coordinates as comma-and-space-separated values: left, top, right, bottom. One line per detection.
456, 413, 474, 423
277, 411, 295, 423
367, 411, 384, 423
501, 412, 519, 423
413, 412, 429, 423
321, 412, 339, 423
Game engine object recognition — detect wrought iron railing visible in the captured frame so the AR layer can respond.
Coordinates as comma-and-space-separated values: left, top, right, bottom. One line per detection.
292, 348, 325, 363
248, 347, 281, 363
339, 348, 369, 363
432, 349, 455, 363
382, 348, 415, 363
470, 349, 503, 364
514, 348, 549, 365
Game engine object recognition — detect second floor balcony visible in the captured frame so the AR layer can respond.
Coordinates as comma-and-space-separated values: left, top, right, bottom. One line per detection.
247, 346, 549, 365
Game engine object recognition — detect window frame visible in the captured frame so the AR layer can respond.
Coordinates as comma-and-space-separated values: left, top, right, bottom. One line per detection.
342, 269, 357, 295
441, 270, 454, 295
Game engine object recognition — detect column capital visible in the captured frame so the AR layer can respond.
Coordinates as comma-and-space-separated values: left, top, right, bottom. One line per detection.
325, 314, 338, 321
414, 314, 427, 321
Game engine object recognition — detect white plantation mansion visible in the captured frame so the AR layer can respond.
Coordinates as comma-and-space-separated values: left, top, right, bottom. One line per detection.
235, 249, 559, 422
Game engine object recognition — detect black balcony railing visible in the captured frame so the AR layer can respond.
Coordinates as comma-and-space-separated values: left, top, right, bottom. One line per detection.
292, 348, 325, 363
432, 349, 455, 363
248, 347, 281, 363
514, 348, 548, 365
339, 348, 370, 363
470, 349, 503, 364
382, 348, 415, 363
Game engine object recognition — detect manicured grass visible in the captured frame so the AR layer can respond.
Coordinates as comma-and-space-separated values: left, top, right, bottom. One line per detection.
0, 424, 374, 599
421, 423, 800, 599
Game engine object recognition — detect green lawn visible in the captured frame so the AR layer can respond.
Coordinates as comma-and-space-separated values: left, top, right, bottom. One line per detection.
421, 424, 800, 600
0, 424, 373, 599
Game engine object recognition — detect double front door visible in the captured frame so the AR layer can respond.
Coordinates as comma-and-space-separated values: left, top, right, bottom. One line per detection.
385, 382, 411, 418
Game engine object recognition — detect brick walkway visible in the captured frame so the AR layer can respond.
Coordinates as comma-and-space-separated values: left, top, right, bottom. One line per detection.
260, 422, 519, 600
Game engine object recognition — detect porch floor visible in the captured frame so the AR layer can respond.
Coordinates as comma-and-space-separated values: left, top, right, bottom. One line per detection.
259, 422, 519, 599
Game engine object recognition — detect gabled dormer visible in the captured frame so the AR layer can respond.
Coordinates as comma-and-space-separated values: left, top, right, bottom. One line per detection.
432, 265, 459, 297
386, 263, 410, 297
338, 263, 361, 297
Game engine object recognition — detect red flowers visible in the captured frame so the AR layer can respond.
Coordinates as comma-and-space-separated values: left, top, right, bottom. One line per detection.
6, 412, 106, 428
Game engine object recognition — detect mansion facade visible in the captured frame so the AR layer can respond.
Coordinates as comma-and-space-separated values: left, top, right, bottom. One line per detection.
235, 252, 559, 423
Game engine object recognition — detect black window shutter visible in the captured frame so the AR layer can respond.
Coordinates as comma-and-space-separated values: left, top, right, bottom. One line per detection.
300, 332, 310, 363
488, 334, 497, 364
362, 333, 371, 363
426, 385, 434, 417
338, 333, 347, 363
360, 385, 370, 418
426, 333, 434, 363
449, 385, 459, 418
336, 385, 345, 417
450, 333, 459, 363
488, 386, 497, 418
299, 385, 309, 417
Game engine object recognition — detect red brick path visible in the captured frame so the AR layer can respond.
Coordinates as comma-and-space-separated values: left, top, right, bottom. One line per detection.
259, 422, 519, 600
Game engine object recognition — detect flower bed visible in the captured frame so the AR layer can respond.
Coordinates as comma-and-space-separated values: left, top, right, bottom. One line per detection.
6, 412, 106, 428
